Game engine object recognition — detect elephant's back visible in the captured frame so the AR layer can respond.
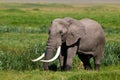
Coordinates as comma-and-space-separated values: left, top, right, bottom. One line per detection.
79, 18, 105, 53
79, 18, 102, 30
79, 18, 105, 37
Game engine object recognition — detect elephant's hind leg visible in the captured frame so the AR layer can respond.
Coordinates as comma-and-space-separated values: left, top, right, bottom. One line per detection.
93, 53, 103, 70
93, 56, 101, 70
93, 45, 104, 70
77, 53, 92, 70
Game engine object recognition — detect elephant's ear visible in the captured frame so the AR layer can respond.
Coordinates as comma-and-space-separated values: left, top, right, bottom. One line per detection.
66, 22, 85, 46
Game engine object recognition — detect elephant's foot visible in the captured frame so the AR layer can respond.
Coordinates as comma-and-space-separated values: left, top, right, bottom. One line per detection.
84, 65, 92, 70
43, 64, 49, 71
48, 64, 57, 71
61, 66, 65, 71
94, 64, 100, 70
66, 65, 72, 71
44, 67, 49, 71
84, 63, 92, 70
61, 65, 72, 71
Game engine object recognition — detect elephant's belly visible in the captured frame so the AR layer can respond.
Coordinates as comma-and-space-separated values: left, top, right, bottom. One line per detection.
79, 44, 95, 52
77, 49, 94, 55
78, 40, 96, 55
79, 43, 96, 51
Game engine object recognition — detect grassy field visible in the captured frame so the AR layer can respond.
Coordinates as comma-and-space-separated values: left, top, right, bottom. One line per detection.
0, 66, 120, 80
0, 3, 120, 80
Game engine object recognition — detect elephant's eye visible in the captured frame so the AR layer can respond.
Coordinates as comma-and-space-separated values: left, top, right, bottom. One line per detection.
59, 30, 62, 34
48, 31, 50, 34
48, 30, 51, 34
51, 21, 53, 24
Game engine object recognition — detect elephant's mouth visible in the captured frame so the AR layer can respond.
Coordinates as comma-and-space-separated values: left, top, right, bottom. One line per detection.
32, 46, 61, 62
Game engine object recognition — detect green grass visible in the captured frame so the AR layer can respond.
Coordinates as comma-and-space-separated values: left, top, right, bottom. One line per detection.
0, 3, 120, 80
0, 33, 47, 53
0, 66, 119, 80
0, 3, 120, 28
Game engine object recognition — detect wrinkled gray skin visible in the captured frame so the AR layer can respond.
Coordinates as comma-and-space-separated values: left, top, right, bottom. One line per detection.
44, 17, 105, 71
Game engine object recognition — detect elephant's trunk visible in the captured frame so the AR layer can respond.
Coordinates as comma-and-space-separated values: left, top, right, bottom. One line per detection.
32, 45, 60, 70
32, 36, 61, 70
43, 36, 61, 70
43, 47, 55, 70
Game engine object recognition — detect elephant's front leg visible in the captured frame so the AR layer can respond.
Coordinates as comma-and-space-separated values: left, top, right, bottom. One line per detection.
59, 54, 65, 70
59, 43, 67, 70
65, 46, 77, 71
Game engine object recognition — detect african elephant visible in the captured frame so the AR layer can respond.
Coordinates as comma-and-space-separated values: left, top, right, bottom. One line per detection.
32, 17, 105, 71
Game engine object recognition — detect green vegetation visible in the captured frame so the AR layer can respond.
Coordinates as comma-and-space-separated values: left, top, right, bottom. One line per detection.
0, 66, 120, 80
0, 3, 120, 80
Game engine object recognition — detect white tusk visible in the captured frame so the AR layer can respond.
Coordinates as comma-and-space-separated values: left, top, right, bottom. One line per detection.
40, 46, 61, 62
32, 53, 45, 62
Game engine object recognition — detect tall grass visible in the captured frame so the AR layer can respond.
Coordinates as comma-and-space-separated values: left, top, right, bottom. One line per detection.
102, 41, 120, 66
0, 41, 119, 71
0, 42, 46, 70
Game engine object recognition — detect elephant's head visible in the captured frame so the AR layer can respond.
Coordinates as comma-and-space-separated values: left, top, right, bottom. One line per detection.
32, 17, 85, 70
